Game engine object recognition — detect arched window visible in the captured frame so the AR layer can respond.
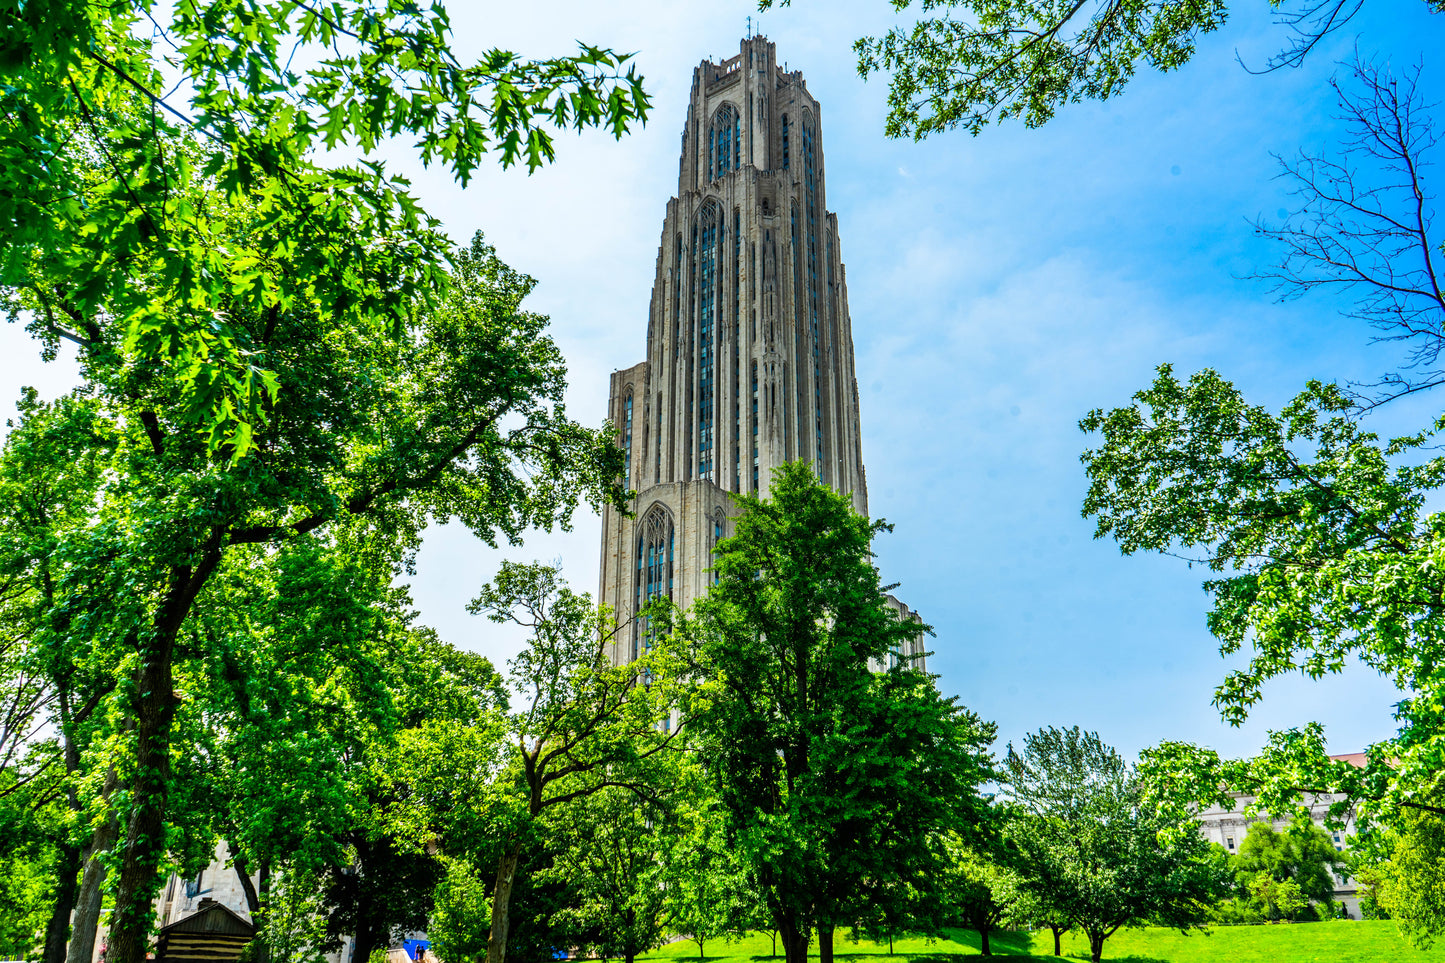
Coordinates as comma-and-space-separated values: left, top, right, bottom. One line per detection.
710, 104, 740, 180
633, 505, 676, 660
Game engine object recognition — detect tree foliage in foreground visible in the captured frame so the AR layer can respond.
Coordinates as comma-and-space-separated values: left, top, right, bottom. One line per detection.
763, 0, 1443, 139
1352, 805, 1445, 945
3, 0, 649, 454
0, 221, 625, 963
1088, 367, 1445, 829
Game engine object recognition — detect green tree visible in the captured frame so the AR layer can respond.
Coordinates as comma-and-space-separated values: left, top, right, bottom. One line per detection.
1357, 807, 1445, 946
763, 0, 1441, 140
1010, 882, 1072, 958
7, 0, 648, 953
547, 785, 676, 963
685, 461, 995, 963
431, 562, 689, 963
1232, 817, 1344, 919
1001, 727, 1226, 963
0, 219, 626, 963
1245, 872, 1310, 922
663, 793, 753, 963
0, 759, 64, 959
941, 839, 1019, 957
0, 388, 124, 963
4, 0, 649, 454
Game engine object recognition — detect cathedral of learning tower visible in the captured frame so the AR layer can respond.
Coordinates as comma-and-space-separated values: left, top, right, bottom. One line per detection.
598, 36, 925, 669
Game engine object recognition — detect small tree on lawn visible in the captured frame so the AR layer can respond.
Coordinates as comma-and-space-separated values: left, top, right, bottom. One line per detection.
942, 838, 1020, 957
465, 562, 689, 963
1002, 727, 1227, 963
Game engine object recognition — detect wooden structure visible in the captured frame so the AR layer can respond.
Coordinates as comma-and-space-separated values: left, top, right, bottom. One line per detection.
154, 898, 254, 963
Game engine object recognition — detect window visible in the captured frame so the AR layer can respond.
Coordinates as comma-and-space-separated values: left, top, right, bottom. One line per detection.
184, 869, 211, 899
711, 511, 726, 583
1226, 836, 1235, 850
621, 392, 633, 487
780, 114, 789, 169
634, 506, 676, 659
695, 203, 722, 481
734, 208, 742, 490
802, 120, 825, 478
710, 104, 740, 180
751, 361, 759, 491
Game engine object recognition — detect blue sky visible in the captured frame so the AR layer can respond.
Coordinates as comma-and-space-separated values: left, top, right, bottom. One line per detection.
3, 0, 1442, 761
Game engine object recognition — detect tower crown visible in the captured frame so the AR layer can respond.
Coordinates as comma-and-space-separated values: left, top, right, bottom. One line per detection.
675, 37, 823, 206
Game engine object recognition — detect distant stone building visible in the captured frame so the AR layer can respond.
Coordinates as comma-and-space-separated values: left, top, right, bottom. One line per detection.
1193, 752, 1365, 917
597, 35, 926, 670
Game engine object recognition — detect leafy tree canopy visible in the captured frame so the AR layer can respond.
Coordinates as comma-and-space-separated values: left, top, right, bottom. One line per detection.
1089, 368, 1445, 828
3, 0, 650, 454
1233, 817, 1345, 910
1000, 727, 1226, 963
762, 0, 1442, 139
1356, 806, 1445, 945
684, 461, 996, 963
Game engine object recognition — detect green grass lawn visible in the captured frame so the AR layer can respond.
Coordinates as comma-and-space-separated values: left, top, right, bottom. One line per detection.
636, 921, 1445, 963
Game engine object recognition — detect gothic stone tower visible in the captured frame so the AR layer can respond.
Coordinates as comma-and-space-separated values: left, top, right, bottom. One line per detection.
598, 37, 923, 668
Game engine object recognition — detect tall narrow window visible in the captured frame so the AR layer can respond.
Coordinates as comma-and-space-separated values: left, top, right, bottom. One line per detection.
634, 506, 676, 660
733, 207, 742, 491
655, 392, 663, 482
710, 511, 726, 584
781, 114, 790, 170
622, 392, 633, 487
751, 361, 759, 491
803, 121, 825, 479
673, 233, 683, 345
791, 202, 806, 462
695, 203, 722, 482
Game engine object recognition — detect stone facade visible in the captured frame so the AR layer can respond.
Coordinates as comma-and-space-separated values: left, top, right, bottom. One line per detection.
598, 37, 923, 669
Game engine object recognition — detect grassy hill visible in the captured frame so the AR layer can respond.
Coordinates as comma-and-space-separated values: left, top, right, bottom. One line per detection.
636, 921, 1445, 963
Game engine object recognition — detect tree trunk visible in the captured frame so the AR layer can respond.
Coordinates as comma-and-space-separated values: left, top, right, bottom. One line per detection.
485, 841, 524, 963
979, 925, 991, 957
351, 920, 382, 963
818, 925, 833, 963
67, 803, 120, 963
1088, 930, 1105, 963
42, 842, 81, 963
108, 642, 177, 963
45, 689, 87, 963
888, 934, 893, 956
696, 937, 704, 961
778, 918, 808, 963
1051, 924, 1064, 957
230, 847, 269, 963
770, 931, 777, 958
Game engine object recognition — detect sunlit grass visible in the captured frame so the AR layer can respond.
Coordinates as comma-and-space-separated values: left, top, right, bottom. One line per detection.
635, 921, 1445, 962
